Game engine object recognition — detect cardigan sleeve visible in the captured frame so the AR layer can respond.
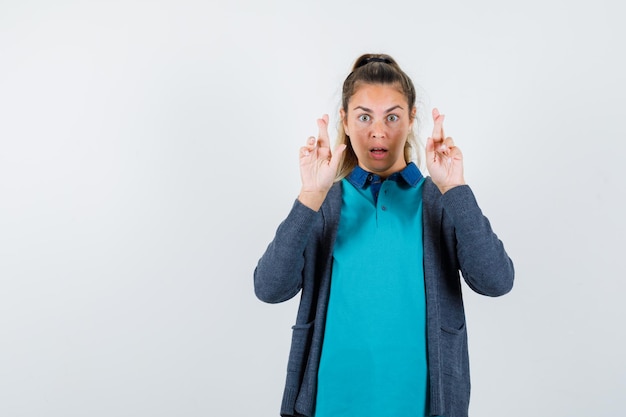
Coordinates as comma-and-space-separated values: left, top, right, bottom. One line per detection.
441, 185, 515, 296
253, 199, 320, 304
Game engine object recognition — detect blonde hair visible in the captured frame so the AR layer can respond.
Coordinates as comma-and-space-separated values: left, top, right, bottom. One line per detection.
335, 53, 423, 180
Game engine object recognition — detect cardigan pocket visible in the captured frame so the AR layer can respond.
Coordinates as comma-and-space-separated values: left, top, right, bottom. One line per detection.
286, 321, 314, 376
440, 322, 466, 377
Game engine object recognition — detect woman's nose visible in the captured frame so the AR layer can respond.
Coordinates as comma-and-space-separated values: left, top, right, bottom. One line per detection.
371, 120, 385, 138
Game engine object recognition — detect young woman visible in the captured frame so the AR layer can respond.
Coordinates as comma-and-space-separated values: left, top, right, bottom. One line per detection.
254, 53, 514, 417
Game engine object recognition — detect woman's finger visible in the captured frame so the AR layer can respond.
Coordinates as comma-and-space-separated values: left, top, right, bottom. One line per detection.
438, 137, 455, 153
300, 136, 317, 157
431, 108, 446, 141
316, 114, 330, 148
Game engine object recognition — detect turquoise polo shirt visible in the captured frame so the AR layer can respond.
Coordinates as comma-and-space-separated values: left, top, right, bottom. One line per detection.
315, 163, 430, 417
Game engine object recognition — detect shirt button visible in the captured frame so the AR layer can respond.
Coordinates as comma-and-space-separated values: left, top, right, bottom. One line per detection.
367, 174, 373, 181
381, 206, 387, 211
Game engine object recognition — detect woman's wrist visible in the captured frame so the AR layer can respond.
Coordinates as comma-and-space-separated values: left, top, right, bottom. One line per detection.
297, 190, 328, 211
437, 182, 465, 194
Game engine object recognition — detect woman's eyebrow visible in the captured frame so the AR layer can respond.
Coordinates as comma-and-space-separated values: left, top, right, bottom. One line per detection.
384, 105, 403, 113
352, 105, 404, 113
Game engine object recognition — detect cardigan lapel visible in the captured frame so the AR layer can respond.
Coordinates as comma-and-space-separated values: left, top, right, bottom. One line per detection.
422, 177, 445, 415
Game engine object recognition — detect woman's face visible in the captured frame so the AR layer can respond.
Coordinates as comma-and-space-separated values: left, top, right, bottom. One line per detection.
341, 83, 415, 178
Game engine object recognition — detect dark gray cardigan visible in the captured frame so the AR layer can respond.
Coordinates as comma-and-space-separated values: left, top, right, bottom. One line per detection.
254, 178, 514, 417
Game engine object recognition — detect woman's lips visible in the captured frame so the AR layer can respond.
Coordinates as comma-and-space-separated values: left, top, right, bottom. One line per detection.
370, 147, 387, 160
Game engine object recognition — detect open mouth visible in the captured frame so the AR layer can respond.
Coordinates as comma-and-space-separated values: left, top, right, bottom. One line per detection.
370, 147, 388, 158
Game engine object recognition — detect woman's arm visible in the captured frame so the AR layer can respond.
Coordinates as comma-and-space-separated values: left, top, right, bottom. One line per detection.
253, 199, 320, 303
425, 108, 513, 295
255, 115, 345, 303
442, 185, 514, 296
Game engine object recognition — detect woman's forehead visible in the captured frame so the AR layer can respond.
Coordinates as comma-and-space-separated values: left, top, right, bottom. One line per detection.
348, 83, 409, 110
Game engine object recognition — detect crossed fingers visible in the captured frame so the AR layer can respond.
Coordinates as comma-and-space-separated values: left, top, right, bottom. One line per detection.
430, 108, 456, 159
301, 114, 331, 157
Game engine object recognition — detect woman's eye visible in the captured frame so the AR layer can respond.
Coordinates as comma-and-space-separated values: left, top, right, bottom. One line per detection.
358, 114, 371, 122
387, 114, 399, 122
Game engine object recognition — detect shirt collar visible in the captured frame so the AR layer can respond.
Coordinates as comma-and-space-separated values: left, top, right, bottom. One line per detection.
345, 162, 424, 190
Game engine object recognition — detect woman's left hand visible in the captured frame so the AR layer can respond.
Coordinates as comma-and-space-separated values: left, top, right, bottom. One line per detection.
425, 108, 466, 194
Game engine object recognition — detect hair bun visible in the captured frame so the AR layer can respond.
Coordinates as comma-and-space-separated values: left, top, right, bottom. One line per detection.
354, 54, 396, 69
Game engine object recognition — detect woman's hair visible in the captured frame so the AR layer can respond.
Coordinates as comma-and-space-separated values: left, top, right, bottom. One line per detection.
335, 53, 422, 180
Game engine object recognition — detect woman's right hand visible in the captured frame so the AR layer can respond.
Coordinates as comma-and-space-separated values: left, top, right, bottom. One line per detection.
297, 114, 346, 211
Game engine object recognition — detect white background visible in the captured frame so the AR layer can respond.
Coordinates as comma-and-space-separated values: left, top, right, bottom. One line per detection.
1, 0, 624, 415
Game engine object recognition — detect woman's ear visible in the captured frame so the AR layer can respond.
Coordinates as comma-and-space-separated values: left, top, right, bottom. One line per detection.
409, 107, 417, 128
340, 108, 348, 136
